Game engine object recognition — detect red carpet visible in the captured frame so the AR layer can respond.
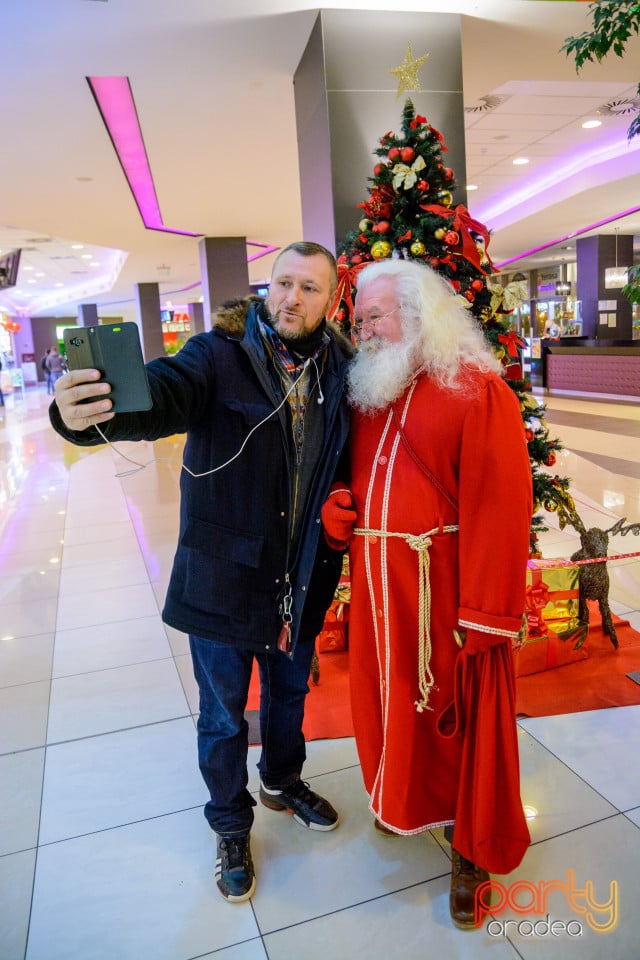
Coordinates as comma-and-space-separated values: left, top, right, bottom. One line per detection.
515, 606, 640, 717
245, 607, 640, 742
246, 650, 354, 744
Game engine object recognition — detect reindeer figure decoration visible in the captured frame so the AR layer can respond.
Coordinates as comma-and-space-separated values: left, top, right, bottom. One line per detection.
569, 516, 620, 649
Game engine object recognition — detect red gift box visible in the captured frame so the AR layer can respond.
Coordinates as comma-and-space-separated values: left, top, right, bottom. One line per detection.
318, 604, 348, 653
514, 564, 588, 677
317, 556, 350, 653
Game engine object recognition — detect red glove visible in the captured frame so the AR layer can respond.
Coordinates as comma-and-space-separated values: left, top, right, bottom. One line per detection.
321, 484, 357, 550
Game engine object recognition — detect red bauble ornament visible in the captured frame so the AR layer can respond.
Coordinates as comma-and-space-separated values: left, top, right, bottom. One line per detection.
416, 180, 429, 192
351, 254, 363, 264
545, 452, 557, 467
444, 168, 454, 180
444, 230, 460, 246
388, 147, 401, 162
451, 280, 461, 291
373, 163, 383, 176
375, 220, 390, 234
464, 290, 475, 302
429, 257, 440, 268
525, 429, 534, 442
400, 146, 415, 163
471, 279, 484, 291
337, 254, 348, 265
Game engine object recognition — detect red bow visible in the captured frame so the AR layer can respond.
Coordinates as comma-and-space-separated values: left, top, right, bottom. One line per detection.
419, 203, 493, 274
498, 331, 527, 358
328, 260, 369, 329
525, 580, 550, 636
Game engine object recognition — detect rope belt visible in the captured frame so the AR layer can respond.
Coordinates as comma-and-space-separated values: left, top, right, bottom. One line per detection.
353, 524, 459, 712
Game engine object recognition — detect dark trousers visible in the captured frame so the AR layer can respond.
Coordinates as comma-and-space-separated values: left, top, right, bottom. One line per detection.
189, 634, 314, 836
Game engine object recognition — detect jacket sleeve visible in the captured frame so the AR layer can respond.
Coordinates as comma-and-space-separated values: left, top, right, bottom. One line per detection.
48, 332, 219, 446
456, 375, 532, 649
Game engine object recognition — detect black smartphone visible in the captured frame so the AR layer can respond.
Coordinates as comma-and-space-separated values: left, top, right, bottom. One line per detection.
63, 322, 153, 413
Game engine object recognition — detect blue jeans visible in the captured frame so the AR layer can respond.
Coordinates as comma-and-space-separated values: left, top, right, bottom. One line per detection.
189, 635, 315, 836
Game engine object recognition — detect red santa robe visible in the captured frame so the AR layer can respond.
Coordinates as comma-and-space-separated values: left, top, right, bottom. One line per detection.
348, 367, 532, 873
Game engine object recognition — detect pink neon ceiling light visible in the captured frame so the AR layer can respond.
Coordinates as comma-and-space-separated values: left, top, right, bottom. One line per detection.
495, 204, 640, 268
87, 76, 278, 261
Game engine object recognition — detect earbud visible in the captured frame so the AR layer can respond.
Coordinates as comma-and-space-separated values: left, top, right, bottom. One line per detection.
307, 355, 324, 404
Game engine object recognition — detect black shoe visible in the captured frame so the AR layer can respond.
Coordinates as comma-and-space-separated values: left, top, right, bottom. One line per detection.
259, 779, 339, 831
215, 835, 256, 903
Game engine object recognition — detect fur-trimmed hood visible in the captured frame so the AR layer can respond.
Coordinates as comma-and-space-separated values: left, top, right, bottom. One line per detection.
212, 295, 356, 358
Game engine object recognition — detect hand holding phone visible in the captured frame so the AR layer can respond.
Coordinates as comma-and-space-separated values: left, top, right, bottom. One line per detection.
63, 322, 152, 413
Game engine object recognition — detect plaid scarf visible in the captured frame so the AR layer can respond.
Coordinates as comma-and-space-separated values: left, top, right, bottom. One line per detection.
260, 318, 326, 376
259, 318, 327, 464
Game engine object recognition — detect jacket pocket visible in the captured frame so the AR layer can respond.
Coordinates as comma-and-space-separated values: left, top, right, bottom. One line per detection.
182, 517, 264, 568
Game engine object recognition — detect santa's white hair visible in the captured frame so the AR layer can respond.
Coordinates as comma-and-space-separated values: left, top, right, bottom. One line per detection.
353, 258, 500, 391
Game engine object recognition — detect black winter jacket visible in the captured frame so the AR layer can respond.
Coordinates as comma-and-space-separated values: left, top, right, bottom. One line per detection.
49, 302, 352, 656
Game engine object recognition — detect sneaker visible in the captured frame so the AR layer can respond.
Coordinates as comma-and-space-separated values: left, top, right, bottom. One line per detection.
259, 779, 339, 831
215, 835, 256, 903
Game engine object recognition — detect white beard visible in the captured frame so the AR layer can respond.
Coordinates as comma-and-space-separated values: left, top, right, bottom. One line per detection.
347, 337, 421, 414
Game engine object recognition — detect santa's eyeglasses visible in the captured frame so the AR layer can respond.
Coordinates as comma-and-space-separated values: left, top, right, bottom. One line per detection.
352, 307, 398, 336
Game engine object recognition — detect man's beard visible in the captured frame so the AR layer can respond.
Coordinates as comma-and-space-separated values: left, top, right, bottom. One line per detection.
347, 336, 421, 414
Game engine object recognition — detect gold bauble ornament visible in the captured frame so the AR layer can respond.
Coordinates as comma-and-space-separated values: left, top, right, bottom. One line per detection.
544, 500, 558, 513
410, 240, 426, 256
371, 240, 392, 259
438, 190, 453, 207
434, 227, 446, 240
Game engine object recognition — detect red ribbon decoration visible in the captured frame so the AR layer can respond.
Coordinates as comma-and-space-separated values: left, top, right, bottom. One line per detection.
525, 578, 550, 637
498, 331, 527, 358
328, 260, 370, 332
419, 203, 493, 274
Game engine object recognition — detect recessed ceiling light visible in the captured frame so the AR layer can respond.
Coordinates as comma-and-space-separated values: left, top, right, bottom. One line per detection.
513, 157, 529, 165
582, 119, 602, 129
55, 282, 64, 287
467, 184, 478, 191
71, 244, 84, 249
81, 254, 93, 259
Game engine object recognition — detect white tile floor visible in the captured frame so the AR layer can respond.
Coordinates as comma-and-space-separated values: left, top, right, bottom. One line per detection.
1, 384, 639, 960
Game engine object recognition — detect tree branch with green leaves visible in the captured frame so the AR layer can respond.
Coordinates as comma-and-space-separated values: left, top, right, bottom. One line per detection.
560, 0, 640, 139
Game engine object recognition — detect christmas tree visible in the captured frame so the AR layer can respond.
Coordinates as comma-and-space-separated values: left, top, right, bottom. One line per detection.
331, 98, 582, 553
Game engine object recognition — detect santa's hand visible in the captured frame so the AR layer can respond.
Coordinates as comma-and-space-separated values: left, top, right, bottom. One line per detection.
321, 484, 357, 550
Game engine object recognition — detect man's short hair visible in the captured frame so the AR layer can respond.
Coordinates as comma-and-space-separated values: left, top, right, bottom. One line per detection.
274, 242, 338, 293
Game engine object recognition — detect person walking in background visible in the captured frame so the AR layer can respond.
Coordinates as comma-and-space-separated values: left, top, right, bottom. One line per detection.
48, 242, 353, 904
41, 348, 53, 393
321, 258, 532, 929
46, 347, 65, 391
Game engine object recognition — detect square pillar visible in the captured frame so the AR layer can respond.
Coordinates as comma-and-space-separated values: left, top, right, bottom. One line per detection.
188, 301, 205, 336
294, 11, 466, 250
576, 235, 633, 339
198, 237, 250, 331
77, 303, 98, 326
134, 282, 165, 361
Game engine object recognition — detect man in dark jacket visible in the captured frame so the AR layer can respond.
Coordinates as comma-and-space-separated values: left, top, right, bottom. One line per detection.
49, 242, 352, 903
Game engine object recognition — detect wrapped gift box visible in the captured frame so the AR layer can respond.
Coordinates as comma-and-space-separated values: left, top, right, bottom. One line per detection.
514, 563, 588, 677
317, 557, 350, 653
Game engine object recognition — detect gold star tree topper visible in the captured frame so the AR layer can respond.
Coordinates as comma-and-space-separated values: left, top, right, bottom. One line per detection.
390, 42, 430, 98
